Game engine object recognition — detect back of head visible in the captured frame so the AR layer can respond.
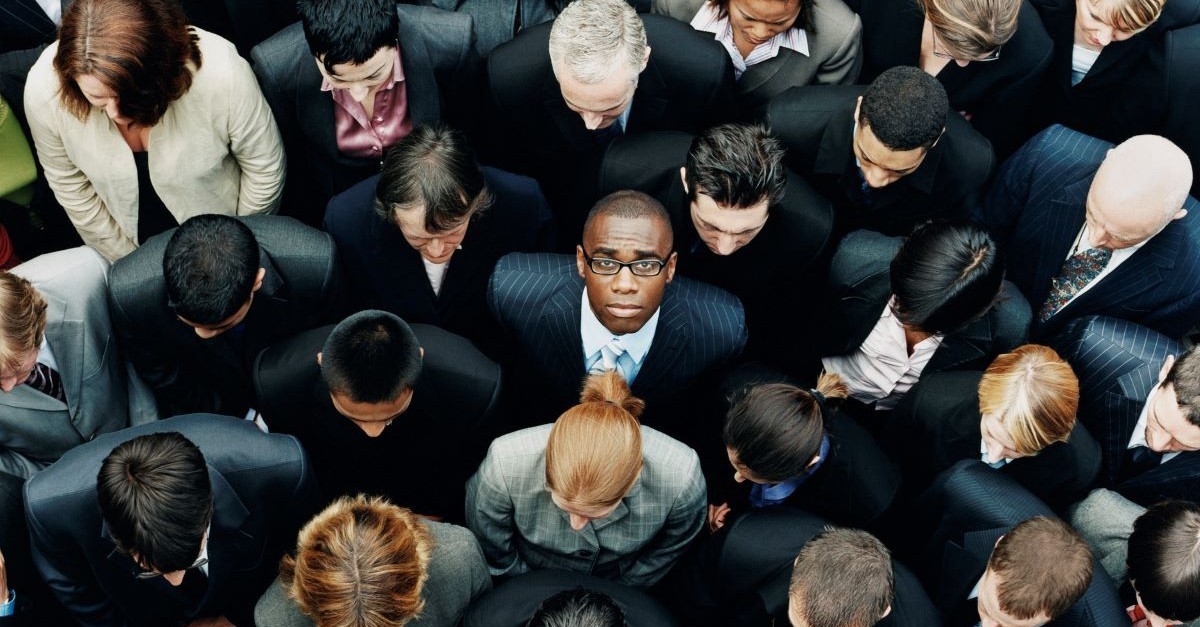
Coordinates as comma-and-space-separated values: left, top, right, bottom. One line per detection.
1092, 135, 1193, 242
789, 528, 894, 627
723, 372, 848, 483
0, 272, 47, 376
890, 221, 1003, 335
685, 124, 787, 209
582, 190, 673, 248
97, 432, 213, 573
374, 124, 492, 232
296, 0, 398, 73
1127, 501, 1200, 623
164, 215, 260, 325
54, 0, 201, 125
978, 345, 1079, 455
922, 0, 1021, 58
1164, 345, 1200, 428
526, 588, 626, 627
549, 0, 647, 84
988, 516, 1093, 621
321, 310, 423, 404
281, 495, 431, 627
860, 67, 948, 152
546, 371, 644, 509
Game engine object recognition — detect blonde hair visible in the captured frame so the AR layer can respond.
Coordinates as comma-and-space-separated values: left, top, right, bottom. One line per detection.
978, 345, 1079, 456
548, 0, 647, 84
546, 371, 645, 509
0, 273, 47, 374
923, 0, 1021, 59
281, 495, 432, 627
1089, 0, 1164, 33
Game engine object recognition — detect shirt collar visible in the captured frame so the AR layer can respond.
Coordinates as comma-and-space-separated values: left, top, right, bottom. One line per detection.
320, 45, 406, 94
580, 288, 660, 365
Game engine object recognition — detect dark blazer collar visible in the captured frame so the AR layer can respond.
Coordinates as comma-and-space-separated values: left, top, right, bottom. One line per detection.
633, 284, 690, 393
539, 277, 589, 391
1029, 175, 1092, 303
936, 527, 1004, 614
541, 75, 597, 153
627, 59, 669, 134
41, 292, 82, 412
396, 11, 442, 126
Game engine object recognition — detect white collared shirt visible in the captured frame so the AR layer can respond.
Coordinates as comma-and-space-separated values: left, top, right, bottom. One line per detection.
1059, 224, 1145, 311
980, 439, 1013, 468
580, 289, 660, 383
198, 525, 210, 577
1127, 385, 1181, 464
1071, 45, 1101, 86
821, 300, 944, 410
690, 2, 810, 79
36, 336, 58, 374
423, 258, 451, 296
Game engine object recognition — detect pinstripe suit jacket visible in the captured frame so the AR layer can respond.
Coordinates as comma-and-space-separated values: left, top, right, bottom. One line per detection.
487, 252, 747, 442
976, 124, 1200, 341
914, 461, 1127, 627
1051, 315, 1200, 506
464, 424, 707, 588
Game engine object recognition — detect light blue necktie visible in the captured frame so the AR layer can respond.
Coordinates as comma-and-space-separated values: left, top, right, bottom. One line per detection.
589, 338, 632, 381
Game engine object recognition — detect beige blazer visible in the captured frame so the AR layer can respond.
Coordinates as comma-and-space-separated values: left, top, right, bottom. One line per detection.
24, 28, 285, 261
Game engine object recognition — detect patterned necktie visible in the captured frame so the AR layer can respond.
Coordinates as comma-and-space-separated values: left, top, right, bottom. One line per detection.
1038, 247, 1112, 322
25, 362, 65, 402
589, 338, 631, 381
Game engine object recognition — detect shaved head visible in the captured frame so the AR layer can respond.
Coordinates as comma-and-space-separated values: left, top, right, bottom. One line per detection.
1087, 135, 1192, 249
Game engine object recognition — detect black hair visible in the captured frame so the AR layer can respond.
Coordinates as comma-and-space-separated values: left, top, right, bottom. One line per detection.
321, 310, 423, 404
374, 124, 493, 232
97, 432, 214, 573
164, 215, 259, 324
890, 221, 1003, 336
685, 123, 787, 210
296, 0, 398, 75
582, 190, 673, 250
859, 66, 949, 151
1127, 501, 1200, 622
526, 588, 626, 627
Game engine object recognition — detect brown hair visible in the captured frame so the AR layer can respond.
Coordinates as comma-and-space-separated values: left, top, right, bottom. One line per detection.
0, 273, 48, 374
1164, 345, 1200, 427
281, 495, 432, 627
921, 0, 1021, 59
789, 528, 894, 627
54, 0, 202, 125
978, 345, 1079, 456
988, 516, 1093, 620
546, 371, 645, 509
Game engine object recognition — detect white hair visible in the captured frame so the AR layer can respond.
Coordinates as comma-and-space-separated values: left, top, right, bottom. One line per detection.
548, 0, 647, 85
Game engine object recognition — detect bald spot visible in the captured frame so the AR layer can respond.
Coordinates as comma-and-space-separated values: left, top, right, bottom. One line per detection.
1091, 135, 1192, 238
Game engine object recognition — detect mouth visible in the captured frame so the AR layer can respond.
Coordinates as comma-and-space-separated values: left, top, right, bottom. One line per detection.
606, 304, 643, 318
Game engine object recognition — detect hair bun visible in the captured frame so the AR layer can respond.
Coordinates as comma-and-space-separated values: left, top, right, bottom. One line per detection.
579, 371, 646, 419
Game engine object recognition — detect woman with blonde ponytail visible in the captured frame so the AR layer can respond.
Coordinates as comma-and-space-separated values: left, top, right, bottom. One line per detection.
465, 371, 707, 588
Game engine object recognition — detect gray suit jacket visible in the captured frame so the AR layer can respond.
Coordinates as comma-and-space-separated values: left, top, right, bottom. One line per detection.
466, 424, 707, 588
254, 519, 492, 627
652, 0, 862, 112
0, 247, 156, 478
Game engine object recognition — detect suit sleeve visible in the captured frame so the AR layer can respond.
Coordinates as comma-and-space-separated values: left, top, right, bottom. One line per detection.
25, 496, 123, 626
817, 14, 863, 86
618, 456, 707, 588
227, 51, 285, 216
464, 449, 530, 578
0, 452, 41, 480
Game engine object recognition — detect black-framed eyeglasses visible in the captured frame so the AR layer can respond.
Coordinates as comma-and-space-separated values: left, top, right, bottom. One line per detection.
932, 31, 1002, 62
132, 555, 209, 580
581, 249, 669, 277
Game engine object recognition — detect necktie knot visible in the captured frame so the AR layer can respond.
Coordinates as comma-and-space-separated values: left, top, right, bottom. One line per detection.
590, 338, 631, 380
25, 361, 66, 402
1038, 247, 1113, 322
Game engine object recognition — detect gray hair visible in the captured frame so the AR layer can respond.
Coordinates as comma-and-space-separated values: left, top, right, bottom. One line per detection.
549, 0, 647, 85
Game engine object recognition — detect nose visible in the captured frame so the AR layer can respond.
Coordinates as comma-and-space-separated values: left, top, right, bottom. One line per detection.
193, 327, 220, 340
162, 570, 186, 587
984, 440, 1004, 464
610, 266, 638, 293
104, 101, 121, 120
569, 514, 590, 531
1088, 227, 1111, 249
1095, 27, 1114, 46
955, 58, 972, 67
715, 234, 737, 255
581, 111, 604, 130
425, 238, 448, 258
751, 24, 772, 40
862, 165, 895, 189
733, 470, 747, 483
348, 85, 370, 103
357, 421, 388, 437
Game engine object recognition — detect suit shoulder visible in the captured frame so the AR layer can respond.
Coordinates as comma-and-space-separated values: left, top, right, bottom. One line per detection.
643, 14, 731, 85
247, 216, 335, 258
494, 252, 575, 277
830, 229, 899, 279
810, 0, 862, 40
481, 167, 551, 218
250, 22, 309, 76
13, 246, 109, 292
652, 0, 705, 19
395, 4, 474, 66
1026, 124, 1113, 171
487, 25, 552, 105
670, 275, 743, 310
942, 114, 995, 184
767, 86, 861, 146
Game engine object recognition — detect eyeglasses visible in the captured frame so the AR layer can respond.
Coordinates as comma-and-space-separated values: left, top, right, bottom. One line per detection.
132, 555, 209, 579
932, 31, 1002, 62
581, 249, 669, 277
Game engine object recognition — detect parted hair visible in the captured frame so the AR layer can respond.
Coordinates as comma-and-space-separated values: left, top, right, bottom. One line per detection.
1092, 0, 1164, 33
281, 495, 432, 627
546, 371, 645, 509
789, 528, 894, 627
54, 0, 202, 126
321, 310, 423, 404
724, 372, 848, 483
988, 516, 1093, 620
1163, 345, 1200, 427
859, 66, 949, 151
921, 0, 1021, 59
526, 588, 627, 627
0, 273, 47, 375
890, 221, 1004, 336
711, 0, 815, 34
296, 0, 398, 75
685, 124, 787, 210
164, 215, 260, 325
374, 124, 493, 233
978, 345, 1079, 456
97, 432, 214, 574
1127, 501, 1200, 623
549, 0, 647, 84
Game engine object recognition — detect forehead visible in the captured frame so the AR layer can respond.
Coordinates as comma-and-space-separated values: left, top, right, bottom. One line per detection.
731, 0, 803, 19
1157, 384, 1200, 437
319, 46, 395, 80
857, 124, 926, 170
694, 193, 770, 226
550, 491, 618, 517
1086, 169, 1164, 238
584, 214, 672, 255
558, 66, 637, 113
75, 74, 116, 98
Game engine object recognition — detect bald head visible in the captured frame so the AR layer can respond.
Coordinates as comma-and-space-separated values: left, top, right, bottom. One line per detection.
1087, 135, 1192, 250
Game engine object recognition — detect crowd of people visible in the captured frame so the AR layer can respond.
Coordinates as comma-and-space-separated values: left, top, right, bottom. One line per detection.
1, 0, 1200, 625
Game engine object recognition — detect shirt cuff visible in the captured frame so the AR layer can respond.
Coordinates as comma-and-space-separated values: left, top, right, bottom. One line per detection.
0, 590, 16, 616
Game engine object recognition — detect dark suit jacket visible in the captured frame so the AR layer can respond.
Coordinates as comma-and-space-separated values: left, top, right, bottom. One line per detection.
818, 229, 1031, 377
887, 370, 1101, 510
975, 124, 1200, 340
462, 569, 678, 627
250, 5, 479, 223
766, 85, 995, 237
913, 460, 1128, 627
1050, 315, 1200, 506
481, 14, 734, 232
657, 506, 940, 627
487, 252, 746, 444
1163, 23, 1200, 198
252, 322, 503, 522
846, 0, 1052, 156
0, 0, 65, 125
108, 216, 343, 419
597, 130, 834, 369
323, 166, 555, 355
23, 414, 320, 627
1028, 0, 1200, 146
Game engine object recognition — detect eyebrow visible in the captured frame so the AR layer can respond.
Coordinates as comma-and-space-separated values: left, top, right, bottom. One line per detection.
856, 139, 921, 174
591, 247, 665, 260
698, 217, 764, 236
739, 8, 791, 24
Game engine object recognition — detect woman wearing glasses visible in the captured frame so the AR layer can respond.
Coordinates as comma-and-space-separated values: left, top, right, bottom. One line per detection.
847, 0, 1054, 155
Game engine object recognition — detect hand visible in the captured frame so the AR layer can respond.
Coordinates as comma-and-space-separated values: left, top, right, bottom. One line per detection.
187, 615, 235, 627
707, 503, 732, 533
0, 547, 8, 604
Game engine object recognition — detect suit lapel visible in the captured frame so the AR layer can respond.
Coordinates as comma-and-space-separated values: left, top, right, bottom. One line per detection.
927, 313, 991, 374
196, 468, 260, 618
736, 53, 790, 97
1031, 179, 1089, 305
397, 15, 442, 126
437, 215, 495, 313
539, 282, 587, 396
543, 77, 594, 153
1055, 223, 1178, 321
632, 287, 689, 392
936, 530, 995, 615
42, 294, 83, 415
